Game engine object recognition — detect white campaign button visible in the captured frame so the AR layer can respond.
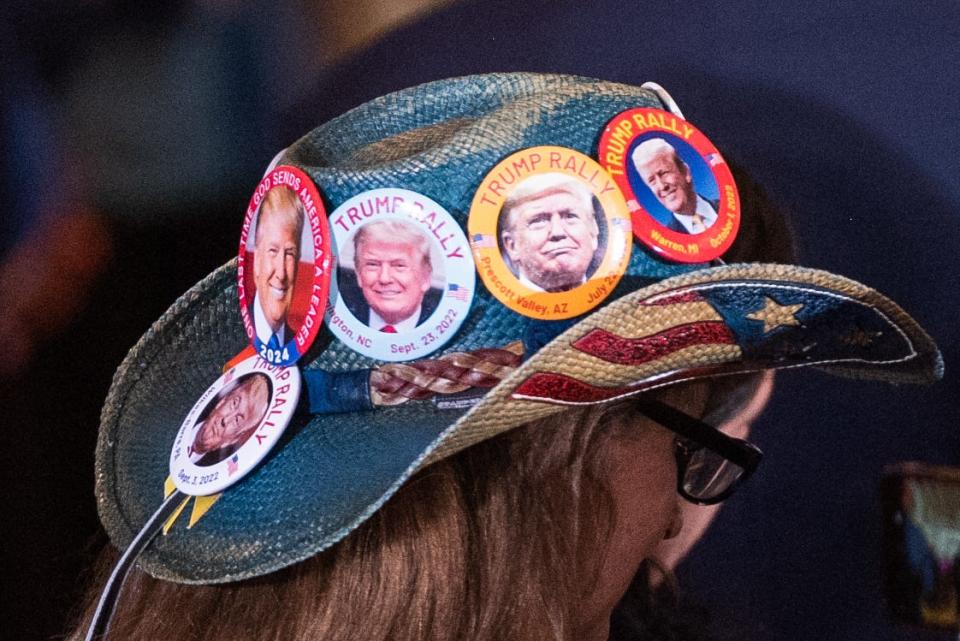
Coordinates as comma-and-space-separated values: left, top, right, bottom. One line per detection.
325, 188, 475, 362
169, 354, 301, 496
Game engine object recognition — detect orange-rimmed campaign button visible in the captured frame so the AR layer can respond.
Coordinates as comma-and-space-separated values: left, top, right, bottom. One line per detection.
598, 108, 740, 263
469, 146, 632, 320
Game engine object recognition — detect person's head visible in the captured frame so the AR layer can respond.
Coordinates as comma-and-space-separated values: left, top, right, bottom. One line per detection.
253, 187, 304, 333
631, 138, 697, 216
192, 373, 271, 455
500, 174, 600, 291
353, 219, 433, 325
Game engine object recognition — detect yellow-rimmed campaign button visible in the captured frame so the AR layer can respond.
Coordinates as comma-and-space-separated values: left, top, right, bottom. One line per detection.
469, 146, 632, 320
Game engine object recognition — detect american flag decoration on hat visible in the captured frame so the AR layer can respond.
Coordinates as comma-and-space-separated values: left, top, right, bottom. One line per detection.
511, 274, 927, 405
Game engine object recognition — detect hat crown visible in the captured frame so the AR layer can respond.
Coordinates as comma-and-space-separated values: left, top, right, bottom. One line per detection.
283, 73, 695, 375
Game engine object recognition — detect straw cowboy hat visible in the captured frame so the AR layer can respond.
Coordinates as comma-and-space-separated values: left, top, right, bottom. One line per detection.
94, 73, 942, 591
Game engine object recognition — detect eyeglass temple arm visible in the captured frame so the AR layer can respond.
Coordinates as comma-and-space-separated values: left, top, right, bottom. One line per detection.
633, 397, 762, 469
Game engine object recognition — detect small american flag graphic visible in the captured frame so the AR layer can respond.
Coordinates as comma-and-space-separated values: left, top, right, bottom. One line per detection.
448, 283, 471, 302
610, 217, 632, 231
471, 233, 495, 248
227, 454, 240, 476
705, 153, 723, 167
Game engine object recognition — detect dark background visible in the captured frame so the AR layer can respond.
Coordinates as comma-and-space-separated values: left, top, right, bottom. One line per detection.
2, 1, 957, 639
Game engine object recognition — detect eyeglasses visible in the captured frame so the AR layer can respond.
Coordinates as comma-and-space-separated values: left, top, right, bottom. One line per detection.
633, 397, 763, 505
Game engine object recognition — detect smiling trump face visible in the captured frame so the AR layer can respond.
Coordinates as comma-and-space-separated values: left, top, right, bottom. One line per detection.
631, 138, 696, 217
354, 220, 433, 326
253, 187, 304, 335
501, 174, 600, 292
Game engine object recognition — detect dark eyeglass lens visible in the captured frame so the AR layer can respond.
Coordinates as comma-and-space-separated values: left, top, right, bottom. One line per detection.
681, 447, 747, 501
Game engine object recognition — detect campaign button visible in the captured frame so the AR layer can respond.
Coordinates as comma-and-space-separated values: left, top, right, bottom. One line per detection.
238, 165, 332, 366
468, 146, 632, 320
597, 108, 740, 263
325, 188, 475, 362
169, 353, 301, 496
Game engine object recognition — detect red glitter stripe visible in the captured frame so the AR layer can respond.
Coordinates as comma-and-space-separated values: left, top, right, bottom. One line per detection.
512, 366, 728, 404
640, 290, 703, 306
513, 372, 626, 403
572, 322, 735, 365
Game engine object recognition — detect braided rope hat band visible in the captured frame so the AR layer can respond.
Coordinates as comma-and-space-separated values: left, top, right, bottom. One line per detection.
94, 73, 942, 585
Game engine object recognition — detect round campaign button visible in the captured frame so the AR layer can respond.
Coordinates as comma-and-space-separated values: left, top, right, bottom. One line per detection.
169, 354, 301, 496
325, 188, 475, 362
597, 108, 740, 263
238, 165, 333, 366
468, 146, 632, 320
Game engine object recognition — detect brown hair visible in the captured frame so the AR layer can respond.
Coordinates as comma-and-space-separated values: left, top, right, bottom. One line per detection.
71, 397, 641, 641
71, 383, 725, 641
70, 160, 794, 641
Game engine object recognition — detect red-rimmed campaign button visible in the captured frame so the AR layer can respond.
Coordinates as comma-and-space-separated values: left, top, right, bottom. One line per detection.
238, 165, 332, 366
598, 108, 740, 263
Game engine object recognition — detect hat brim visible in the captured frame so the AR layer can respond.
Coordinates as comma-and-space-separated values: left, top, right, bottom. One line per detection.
428, 262, 942, 466
96, 259, 941, 583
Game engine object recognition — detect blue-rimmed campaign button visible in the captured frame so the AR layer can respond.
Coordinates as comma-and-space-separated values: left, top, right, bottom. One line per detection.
325, 188, 475, 362
238, 165, 332, 366
169, 354, 301, 496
